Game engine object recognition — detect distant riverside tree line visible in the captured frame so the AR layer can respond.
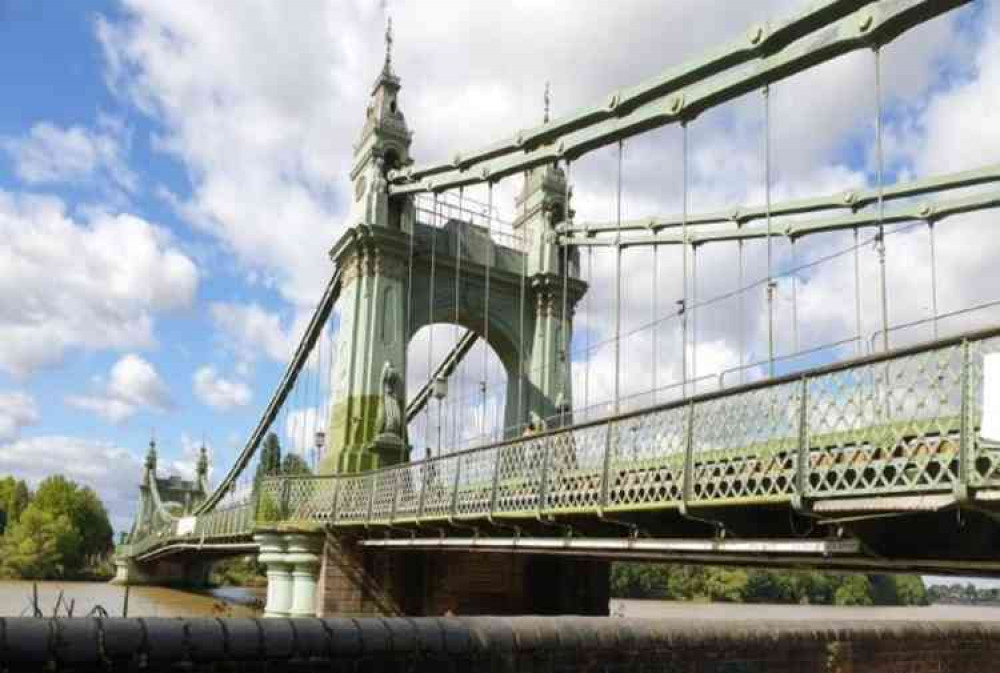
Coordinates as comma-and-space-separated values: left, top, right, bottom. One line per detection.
0, 475, 114, 580
927, 582, 1000, 605
611, 563, 929, 606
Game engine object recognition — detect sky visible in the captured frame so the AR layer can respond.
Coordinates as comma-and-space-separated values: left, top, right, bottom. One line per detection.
0, 0, 998, 536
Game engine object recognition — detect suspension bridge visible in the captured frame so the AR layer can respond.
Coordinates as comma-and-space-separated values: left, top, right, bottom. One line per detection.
115, 0, 1000, 618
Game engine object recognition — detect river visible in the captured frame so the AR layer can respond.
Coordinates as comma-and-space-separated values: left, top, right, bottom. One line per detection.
4, 582, 1000, 621
611, 599, 1000, 621
0, 580, 263, 618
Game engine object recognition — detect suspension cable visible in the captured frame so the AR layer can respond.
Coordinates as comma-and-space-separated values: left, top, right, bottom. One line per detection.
614, 139, 624, 414
764, 85, 775, 377
405, 192, 417, 454
427, 192, 439, 455
791, 237, 800, 354
585, 227, 593, 420
738, 234, 745, 384
854, 226, 863, 356
561, 159, 572, 426
692, 244, 699, 390
653, 197, 659, 403
482, 182, 493, 439
518, 171, 528, 433
453, 187, 464, 451
681, 122, 690, 398
314, 325, 323, 470
929, 220, 939, 339
875, 47, 890, 352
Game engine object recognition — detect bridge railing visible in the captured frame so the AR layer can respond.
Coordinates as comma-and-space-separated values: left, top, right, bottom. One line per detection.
257, 327, 1000, 527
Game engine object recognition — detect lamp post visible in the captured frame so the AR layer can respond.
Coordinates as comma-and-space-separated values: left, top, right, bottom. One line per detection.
313, 430, 325, 472
433, 376, 448, 456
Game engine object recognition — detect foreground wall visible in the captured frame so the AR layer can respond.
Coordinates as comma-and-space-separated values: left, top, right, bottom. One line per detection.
3, 617, 998, 672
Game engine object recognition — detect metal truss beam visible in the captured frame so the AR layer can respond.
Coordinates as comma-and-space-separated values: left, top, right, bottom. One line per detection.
559, 163, 1000, 237
561, 187, 1000, 249
389, 0, 969, 195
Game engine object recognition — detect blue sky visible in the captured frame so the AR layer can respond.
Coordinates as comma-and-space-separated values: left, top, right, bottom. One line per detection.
1, 0, 997, 537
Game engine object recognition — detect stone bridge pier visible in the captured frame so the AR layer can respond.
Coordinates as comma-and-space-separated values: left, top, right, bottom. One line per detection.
255, 531, 608, 618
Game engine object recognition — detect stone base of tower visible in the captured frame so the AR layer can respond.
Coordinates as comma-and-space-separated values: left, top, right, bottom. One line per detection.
317, 534, 609, 617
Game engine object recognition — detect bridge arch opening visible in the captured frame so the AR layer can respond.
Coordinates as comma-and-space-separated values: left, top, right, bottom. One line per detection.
406, 322, 514, 459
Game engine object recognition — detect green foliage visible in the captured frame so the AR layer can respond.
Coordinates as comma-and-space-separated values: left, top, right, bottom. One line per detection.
281, 453, 312, 476
31, 475, 113, 566
894, 575, 929, 606
254, 432, 284, 490
833, 575, 873, 606
256, 493, 283, 522
611, 563, 671, 599
0, 474, 114, 580
210, 554, 267, 587
0, 505, 81, 579
610, 563, 928, 607
0, 476, 30, 533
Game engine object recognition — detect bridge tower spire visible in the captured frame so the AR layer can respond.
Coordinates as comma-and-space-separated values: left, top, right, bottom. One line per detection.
324, 26, 416, 474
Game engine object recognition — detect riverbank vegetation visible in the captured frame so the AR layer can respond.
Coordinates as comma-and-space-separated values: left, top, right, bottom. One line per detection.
0, 475, 113, 581
611, 563, 928, 606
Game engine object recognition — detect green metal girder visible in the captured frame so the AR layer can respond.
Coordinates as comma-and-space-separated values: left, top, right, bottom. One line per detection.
561, 187, 1000, 249
559, 163, 1000, 237
389, 0, 969, 195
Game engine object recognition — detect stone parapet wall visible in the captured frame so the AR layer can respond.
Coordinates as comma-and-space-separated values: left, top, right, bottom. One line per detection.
3, 617, 998, 672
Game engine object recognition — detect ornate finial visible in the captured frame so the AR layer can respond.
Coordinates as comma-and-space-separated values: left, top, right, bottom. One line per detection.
543, 81, 551, 123
145, 437, 157, 472
197, 443, 209, 478
384, 14, 394, 71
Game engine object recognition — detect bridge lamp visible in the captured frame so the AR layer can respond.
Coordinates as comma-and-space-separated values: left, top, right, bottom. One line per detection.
433, 376, 448, 455
313, 430, 325, 470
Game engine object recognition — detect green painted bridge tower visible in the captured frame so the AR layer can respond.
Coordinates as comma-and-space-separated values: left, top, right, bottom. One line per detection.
322, 47, 585, 474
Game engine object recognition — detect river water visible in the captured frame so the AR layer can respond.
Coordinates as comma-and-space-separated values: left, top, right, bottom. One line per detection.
4, 582, 1000, 621
0, 580, 263, 618
612, 599, 1000, 621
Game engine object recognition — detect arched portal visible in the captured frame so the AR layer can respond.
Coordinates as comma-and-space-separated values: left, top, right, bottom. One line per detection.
406, 323, 509, 460
321, 180, 586, 475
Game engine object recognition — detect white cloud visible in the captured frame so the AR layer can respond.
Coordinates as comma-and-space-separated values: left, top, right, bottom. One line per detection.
1, 118, 136, 193
193, 365, 252, 410
0, 391, 40, 442
0, 191, 198, 378
67, 354, 172, 423
209, 301, 297, 365
0, 435, 144, 531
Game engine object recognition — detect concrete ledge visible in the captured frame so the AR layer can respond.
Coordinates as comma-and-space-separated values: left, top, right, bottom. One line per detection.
2, 617, 1000, 671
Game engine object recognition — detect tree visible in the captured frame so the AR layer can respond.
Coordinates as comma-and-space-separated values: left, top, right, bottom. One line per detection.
0, 505, 81, 579
281, 453, 312, 475
0, 477, 30, 534
834, 575, 874, 606
894, 575, 929, 606
745, 570, 798, 604
611, 563, 670, 599
30, 476, 113, 568
254, 432, 283, 488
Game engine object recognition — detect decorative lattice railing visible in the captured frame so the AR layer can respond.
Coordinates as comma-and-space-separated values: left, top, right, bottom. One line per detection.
124, 327, 1000, 559
256, 328, 1000, 528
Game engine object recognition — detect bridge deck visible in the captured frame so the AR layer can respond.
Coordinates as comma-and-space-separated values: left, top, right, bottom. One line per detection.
122, 327, 1000, 564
